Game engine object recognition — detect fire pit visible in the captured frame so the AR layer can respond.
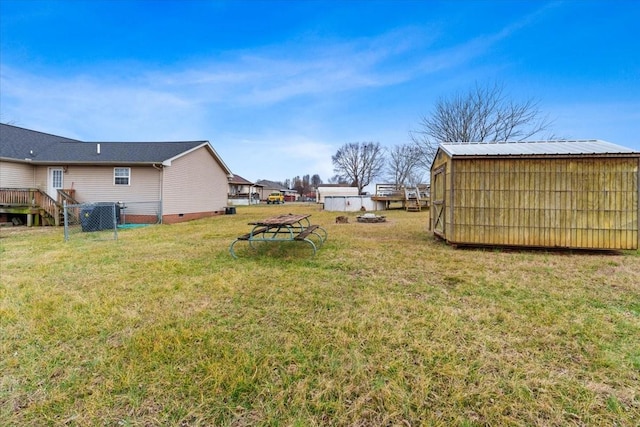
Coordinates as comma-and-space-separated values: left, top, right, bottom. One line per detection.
357, 213, 386, 223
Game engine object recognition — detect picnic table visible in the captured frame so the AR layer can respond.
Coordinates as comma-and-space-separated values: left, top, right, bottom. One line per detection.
229, 213, 328, 259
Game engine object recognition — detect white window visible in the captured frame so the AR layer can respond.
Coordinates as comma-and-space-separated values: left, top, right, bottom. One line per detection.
51, 169, 63, 189
114, 167, 130, 185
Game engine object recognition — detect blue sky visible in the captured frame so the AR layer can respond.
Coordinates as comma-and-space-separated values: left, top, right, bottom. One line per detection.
1, 0, 639, 183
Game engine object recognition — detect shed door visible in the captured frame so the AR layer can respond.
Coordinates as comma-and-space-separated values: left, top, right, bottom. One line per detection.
432, 165, 446, 236
48, 168, 64, 200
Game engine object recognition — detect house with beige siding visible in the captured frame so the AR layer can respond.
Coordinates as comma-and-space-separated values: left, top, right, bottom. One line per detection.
0, 123, 233, 225
430, 140, 640, 250
228, 174, 261, 206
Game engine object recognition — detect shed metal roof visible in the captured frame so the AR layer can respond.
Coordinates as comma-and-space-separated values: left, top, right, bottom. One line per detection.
439, 140, 639, 157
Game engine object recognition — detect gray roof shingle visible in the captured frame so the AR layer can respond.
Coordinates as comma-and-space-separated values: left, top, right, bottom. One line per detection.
229, 174, 255, 185
0, 123, 210, 164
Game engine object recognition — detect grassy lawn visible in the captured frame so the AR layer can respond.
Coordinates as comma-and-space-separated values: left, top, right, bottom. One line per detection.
1, 204, 639, 426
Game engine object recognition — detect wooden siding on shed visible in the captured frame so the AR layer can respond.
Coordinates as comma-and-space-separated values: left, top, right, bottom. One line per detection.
430, 149, 452, 237
432, 154, 639, 250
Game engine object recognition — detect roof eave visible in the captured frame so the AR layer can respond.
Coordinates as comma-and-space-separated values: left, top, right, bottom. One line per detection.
18, 160, 165, 165
448, 152, 640, 159
163, 141, 233, 175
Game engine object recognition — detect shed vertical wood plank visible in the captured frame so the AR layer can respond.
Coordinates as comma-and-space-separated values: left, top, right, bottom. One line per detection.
560, 162, 564, 246
541, 160, 547, 246
595, 158, 602, 248
518, 161, 525, 245
620, 166, 629, 248
433, 145, 638, 250
503, 161, 510, 244
516, 160, 522, 234
567, 159, 574, 246
636, 158, 640, 249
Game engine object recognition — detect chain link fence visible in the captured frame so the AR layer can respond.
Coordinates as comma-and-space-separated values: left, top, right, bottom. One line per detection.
117, 201, 162, 226
63, 200, 161, 242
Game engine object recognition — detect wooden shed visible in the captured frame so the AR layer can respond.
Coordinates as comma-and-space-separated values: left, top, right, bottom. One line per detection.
430, 140, 640, 250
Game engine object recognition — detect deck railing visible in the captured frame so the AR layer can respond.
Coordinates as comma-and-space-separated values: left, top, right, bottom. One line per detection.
58, 189, 78, 205
0, 188, 61, 225
36, 191, 61, 224
0, 188, 37, 206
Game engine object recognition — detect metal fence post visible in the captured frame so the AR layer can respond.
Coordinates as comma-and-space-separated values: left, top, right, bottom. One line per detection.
63, 200, 69, 242
112, 203, 118, 240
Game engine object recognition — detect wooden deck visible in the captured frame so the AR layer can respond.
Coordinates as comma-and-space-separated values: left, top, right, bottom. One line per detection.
370, 184, 430, 211
0, 188, 76, 226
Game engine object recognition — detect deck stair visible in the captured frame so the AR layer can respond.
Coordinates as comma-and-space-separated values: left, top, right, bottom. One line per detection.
57, 189, 81, 225
405, 187, 421, 212
0, 188, 80, 226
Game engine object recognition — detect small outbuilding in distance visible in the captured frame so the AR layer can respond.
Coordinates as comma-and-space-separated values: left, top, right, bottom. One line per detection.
430, 140, 640, 250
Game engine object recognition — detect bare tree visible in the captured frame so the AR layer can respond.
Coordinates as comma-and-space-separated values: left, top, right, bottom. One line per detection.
387, 143, 425, 188
405, 170, 426, 188
411, 82, 553, 169
0, 117, 19, 125
291, 174, 313, 196
332, 142, 386, 193
291, 176, 301, 193
311, 174, 322, 188
327, 175, 348, 184
302, 174, 311, 193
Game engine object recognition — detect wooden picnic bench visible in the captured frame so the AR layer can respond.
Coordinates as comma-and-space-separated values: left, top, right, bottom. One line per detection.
294, 224, 328, 242
235, 227, 270, 241
229, 214, 328, 259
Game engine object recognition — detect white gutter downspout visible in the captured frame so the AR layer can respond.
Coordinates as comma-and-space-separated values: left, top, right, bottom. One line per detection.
153, 163, 164, 224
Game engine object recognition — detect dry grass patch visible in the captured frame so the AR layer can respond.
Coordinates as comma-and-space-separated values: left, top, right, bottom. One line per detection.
1, 204, 639, 426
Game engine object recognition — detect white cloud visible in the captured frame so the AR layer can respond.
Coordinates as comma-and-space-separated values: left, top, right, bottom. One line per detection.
1, 64, 204, 141
218, 134, 336, 183
2, 26, 434, 140
2, 8, 581, 184
275, 139, 336, 178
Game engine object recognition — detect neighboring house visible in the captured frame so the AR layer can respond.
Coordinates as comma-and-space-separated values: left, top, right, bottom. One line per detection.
255, 179, 287, 201
0, 123, 233, 225
228, 174, 262, 206
430, 140, 640, 250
